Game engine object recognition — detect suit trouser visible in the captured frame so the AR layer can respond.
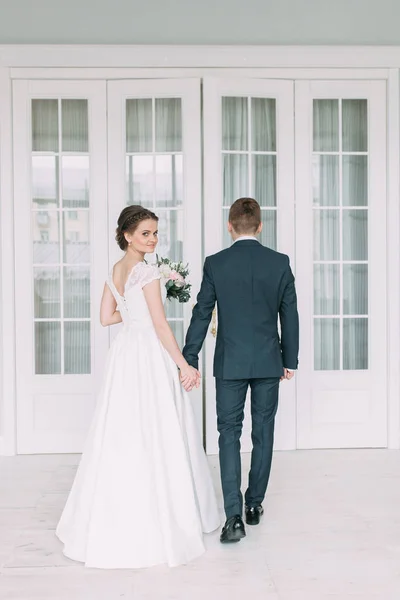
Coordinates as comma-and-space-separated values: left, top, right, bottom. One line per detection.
215, 377, 280, 519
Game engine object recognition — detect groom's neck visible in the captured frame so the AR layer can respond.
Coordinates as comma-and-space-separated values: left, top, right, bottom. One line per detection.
231, 233, 258, 241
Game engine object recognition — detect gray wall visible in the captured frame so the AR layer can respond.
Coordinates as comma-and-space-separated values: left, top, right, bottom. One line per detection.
0, 0, 399, 45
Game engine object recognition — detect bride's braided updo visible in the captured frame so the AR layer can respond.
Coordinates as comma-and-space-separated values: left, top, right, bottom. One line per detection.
115, 205, 159, 251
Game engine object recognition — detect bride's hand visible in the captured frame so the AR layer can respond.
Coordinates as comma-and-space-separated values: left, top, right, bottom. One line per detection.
179, 364, 200, 392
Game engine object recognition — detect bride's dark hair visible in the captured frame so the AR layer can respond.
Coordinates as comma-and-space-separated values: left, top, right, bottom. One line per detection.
115, 205, 159, 251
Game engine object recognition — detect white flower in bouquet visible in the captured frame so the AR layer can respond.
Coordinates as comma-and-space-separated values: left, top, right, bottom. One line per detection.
156, 256, 191, 303
159, 263, 172, 279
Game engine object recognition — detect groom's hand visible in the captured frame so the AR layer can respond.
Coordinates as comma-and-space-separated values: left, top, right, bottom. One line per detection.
181, 373, 200, 392
280, 368, 295, 382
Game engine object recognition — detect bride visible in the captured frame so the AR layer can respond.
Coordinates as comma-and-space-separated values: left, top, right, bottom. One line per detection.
56, 205, 220, 569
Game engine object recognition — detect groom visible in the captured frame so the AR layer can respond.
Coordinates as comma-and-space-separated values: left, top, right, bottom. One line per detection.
182, 198, 299, 543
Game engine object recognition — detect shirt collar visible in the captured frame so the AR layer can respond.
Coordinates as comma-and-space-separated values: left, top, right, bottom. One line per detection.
233, 235, 259, 244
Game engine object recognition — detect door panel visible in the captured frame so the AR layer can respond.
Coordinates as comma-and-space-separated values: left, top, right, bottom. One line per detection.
14, 80, 108, 453
295, 80, 387, 448
203, 77, 296, 454
107, 79, 203, 436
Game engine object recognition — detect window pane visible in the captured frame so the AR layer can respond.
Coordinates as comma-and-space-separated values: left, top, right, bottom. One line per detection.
61, 99, 88, 152
63, 211, 90, 264
64, 322, 91, 374
222, 97, 248, 151
313, 100, 339, 152
260, 210, 277, 250
155, 98, 182, 152
342, 155, 368, 207
157, 210, 183, 262
343, 264, 368, 315
314, 264, 340, 315
155, 155, 183, 208
222, 208, 232, 249
32, 211, 60, 264
343, 210, 368, 261
165, 298, 184, 320
313, 209, 340, 260
35, 322, 61, 374
343, 318, 368, 370
126, 155, 153, 208
32, 156, 59, 209
223, 154, 248, 206
126, 99, 152, 153
32, 99, 59, 152
251, 98, 276, 152
342, 100, 368, 152
62, 156, 89, 208
253, 155, 276, 207
314, 318, 340, 370
34, 267, 60, 318
64, 266, 90, 318
222, 208, 276, 250
312, 155, 339, 207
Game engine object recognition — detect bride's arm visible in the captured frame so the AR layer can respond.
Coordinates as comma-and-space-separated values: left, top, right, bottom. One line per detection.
100, 283, 122, 326
143, 279, 199, 386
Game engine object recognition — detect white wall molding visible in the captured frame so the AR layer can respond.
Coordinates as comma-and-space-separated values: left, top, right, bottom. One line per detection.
9, 67, 390, 81
0, 66, 17, 455
387, 69, 400, 449
2, 45, 400, 69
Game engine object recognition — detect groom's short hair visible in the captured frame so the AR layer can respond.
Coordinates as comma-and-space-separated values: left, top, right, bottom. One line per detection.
229, 198, 261, 234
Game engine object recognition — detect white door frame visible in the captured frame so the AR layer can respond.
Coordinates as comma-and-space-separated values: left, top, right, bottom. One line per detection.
0, 46, 399, 454
0, 66, 16, 456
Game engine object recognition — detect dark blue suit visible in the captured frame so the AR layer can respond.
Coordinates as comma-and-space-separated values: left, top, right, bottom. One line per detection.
183, 239, 299, 517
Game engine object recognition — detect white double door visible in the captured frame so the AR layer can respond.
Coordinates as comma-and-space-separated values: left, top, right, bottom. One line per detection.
13, 76, 387, 454
203, 78, 387, 453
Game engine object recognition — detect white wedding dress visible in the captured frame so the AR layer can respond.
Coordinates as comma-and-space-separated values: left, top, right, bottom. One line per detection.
56, 262, 220, 569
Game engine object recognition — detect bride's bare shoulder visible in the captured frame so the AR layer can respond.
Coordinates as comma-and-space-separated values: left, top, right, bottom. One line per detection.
112, 258, 124, 273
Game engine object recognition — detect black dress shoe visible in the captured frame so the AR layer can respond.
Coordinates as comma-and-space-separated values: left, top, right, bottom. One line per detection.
220, 515, 246, 543
245, 505, 264, 526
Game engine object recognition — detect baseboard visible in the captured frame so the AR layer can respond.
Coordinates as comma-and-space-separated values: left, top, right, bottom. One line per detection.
0, 435, 16, 456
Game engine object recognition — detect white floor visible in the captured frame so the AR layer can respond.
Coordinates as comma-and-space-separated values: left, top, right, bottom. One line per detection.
0, 451, 400, 600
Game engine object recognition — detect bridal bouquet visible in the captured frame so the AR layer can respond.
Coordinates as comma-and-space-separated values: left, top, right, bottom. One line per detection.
157, 256, 191, 303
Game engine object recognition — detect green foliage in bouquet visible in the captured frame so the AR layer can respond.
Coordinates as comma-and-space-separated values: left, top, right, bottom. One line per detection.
156, 256, 192, 303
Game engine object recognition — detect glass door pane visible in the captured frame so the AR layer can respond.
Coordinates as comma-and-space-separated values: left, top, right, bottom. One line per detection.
221, 96, 277, 249
125, 96, 184, 344
31, 99, 91, 375
312, 98, 368, 371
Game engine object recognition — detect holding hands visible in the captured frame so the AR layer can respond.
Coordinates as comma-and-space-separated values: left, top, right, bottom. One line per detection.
179, 363, 201, 392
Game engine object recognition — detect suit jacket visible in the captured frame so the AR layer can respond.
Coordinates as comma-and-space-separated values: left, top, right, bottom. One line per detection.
182, 239, 299, 380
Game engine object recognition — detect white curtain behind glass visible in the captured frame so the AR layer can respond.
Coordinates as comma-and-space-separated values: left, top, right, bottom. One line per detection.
125, 97, 184, 347
32, 99, 91, 375
221, 96, 277, 250
313, 99, 368, 371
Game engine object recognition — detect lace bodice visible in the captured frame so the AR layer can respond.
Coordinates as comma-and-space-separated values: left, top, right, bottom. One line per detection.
107, 261, 164, 327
